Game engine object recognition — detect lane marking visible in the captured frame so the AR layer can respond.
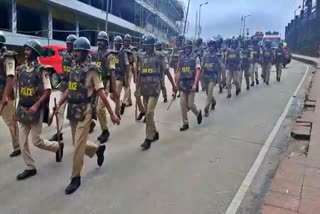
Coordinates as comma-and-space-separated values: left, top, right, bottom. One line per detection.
225, 65, 310, 214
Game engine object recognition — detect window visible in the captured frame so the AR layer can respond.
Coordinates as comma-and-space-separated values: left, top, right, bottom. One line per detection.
42, 48, 55, 58
58, 50, 67, 56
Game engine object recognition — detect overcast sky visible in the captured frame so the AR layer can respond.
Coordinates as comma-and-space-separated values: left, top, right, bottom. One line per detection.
182, 0, 302, 39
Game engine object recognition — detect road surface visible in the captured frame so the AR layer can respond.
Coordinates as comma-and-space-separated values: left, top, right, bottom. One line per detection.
0, 60, 310, 214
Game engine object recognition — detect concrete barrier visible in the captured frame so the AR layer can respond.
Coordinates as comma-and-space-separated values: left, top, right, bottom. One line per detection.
292, 54, 319, 68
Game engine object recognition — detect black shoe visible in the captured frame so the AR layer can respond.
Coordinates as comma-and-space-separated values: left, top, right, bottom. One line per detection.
204, 110, 209, 117
49, 133, 63, 142
96, 144, 106, 167
120, 103, 126, 115
98, 129, 110, 144
152, 132, 159, 142
56, 143, 64, 163
246, 85, 250, 90
125, 102, 132, 107
17, 169, 37, 180
227, 94, 231, 99
251, 82, 254, 87
65, 176, 81, 195
137, 112, 145, 121
180, 124, 189, 131
211, 101, 216, 110
266, 81, 269, 85
177, 92, 181, 98
219, 87, 223, 93
10, 149, 21, 157
141, 139, 152, 151
277, 76, 280, 82
236, 89, 241, 96
143, 117, 146, 123
89, 121, 96, 134
197, 110, 202, 125
163, 98, 168, 103
256, 79, 259, 85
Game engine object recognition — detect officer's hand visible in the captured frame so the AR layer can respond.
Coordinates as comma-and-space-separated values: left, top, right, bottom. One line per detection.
110, 113, 120, 125
1, 96, 9, 107
53, 104, 60, 115
29, 104, 39, 114
191, 84, 197, 92
172, 85, 178, 93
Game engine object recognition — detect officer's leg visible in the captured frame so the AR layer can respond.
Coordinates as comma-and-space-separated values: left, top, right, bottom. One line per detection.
161, 79, 168, 102
19, 123, 34, 169
226, 70, 232, 97
233, 70, 241, 93
31, 112, 59, 153
204, 81, 214, 115
123, 70, 133, 106
135, 88, 145, 119
262, 64, 266, 82
250, 64, 255, 85
266, 63, 271, 84
278, 64, 282, 80
254, 63, 259, 84
239, 69, 244, 88
96, 85, 110, 143
1, 100, 20, 153
245, 67, 250, 89
222, 68, 227, 85
49, 95, 67, 141
188, 92, 202, 125
146, 96, 159, 139
174, 69, 180, 97
180, 91, 189, 128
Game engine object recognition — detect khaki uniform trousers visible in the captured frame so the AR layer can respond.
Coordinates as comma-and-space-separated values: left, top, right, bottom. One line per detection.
0, 99, 20, 151
219, 68, 227, 89
143, 95, 159, 140
110, 80, 124, 115
19, 111, 59, 170
204, 81, 217, 112
56, 91, 67, 131
70, 106, 99, 177
226, 69, 240, 95
160, 79, 167, 99
97, 80, 110, 130
275, 63, 282, 78
123, 70, 133, 105
262, 63, 272, 83
180, 91, 200, 125
250, 62, 259, 83
239, 66, 250, 88
134, 88, 145, 113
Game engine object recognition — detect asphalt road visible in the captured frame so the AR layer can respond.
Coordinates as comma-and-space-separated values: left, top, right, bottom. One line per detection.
0, 60, 309, 214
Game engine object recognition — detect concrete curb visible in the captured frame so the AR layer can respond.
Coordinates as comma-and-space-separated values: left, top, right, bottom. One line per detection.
292, 54, 319, 68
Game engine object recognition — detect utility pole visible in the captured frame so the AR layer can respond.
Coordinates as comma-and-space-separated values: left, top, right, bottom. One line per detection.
183, 0, 191, 36
198, 2, 208, 39
195, 10, 198, 39
105, 0, 109, 32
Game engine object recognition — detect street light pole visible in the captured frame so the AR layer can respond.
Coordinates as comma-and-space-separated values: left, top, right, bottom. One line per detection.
105, 0, 109, 32
183, 0, 191, 36
242, 14, 251, 38
198, 1, 208, 38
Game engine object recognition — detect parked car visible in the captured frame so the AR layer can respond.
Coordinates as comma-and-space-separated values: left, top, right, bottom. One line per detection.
39, 45, 67, 89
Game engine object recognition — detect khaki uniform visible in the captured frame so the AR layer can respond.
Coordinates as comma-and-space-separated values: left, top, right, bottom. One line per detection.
261, 48, 274, 83
0, 48, 20, 152
239, 48, 251, 88
18, 60, 59, 170
134, 50, 145, 114
250, 46, 260, 84
138, 51, 167, 140
67, 61, 104, 177
169, 46, 183, 85
226, 49, 241, 95
94, 51, 116, 130
123, 46, 136, 105
178, 54, 201, 125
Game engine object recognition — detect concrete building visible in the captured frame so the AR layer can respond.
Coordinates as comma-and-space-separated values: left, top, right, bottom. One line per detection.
0, 0, 185, 47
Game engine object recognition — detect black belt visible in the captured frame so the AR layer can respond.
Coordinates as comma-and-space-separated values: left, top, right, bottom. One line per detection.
68, 96, 92, 105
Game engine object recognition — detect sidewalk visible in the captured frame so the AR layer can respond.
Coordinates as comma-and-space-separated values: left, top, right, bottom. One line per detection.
262, 56, 320, 214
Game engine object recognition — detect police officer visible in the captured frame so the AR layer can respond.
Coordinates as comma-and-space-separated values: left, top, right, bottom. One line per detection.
202, 38, 224, 117
16, 39, 64, 180
239, 40, 251, 90
123, 34, 135, 107
137, 34, 177, 150
0, 31, 21, 157
111, 35, 130, 116
226, 39, 241, 98
54, 37, 120, 194
218, 38, 227, 93
250, 38, 261, 86
155, 40, 168, 103
261, 40, 274, 85
170, 34, 184, 97
92, 31, 116, 143
194, 38, 205, 91
177, 39, 202, 131
49, 34, 77, 142
275, 42, 285, 82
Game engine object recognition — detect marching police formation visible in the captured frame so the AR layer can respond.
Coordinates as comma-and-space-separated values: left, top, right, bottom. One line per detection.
0, 30, 286, 195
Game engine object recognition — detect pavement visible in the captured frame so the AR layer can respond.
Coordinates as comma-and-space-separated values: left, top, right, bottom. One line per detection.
0, 60, 310, 214
262, 56, 320, 214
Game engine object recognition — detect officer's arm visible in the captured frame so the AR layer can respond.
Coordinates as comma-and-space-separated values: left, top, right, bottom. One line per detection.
163, 57, 175, 90
108, 55, 117, 95
58, 89, 69, 108
124, 52, 130, 86
2, 57, 15, 103
194, 57, 201, 87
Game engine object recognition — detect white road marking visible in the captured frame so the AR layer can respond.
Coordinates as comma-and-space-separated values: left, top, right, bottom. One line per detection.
225, 65, 310, 214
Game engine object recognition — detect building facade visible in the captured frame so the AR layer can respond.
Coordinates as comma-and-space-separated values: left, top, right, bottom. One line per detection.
0, 0, 185, 47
